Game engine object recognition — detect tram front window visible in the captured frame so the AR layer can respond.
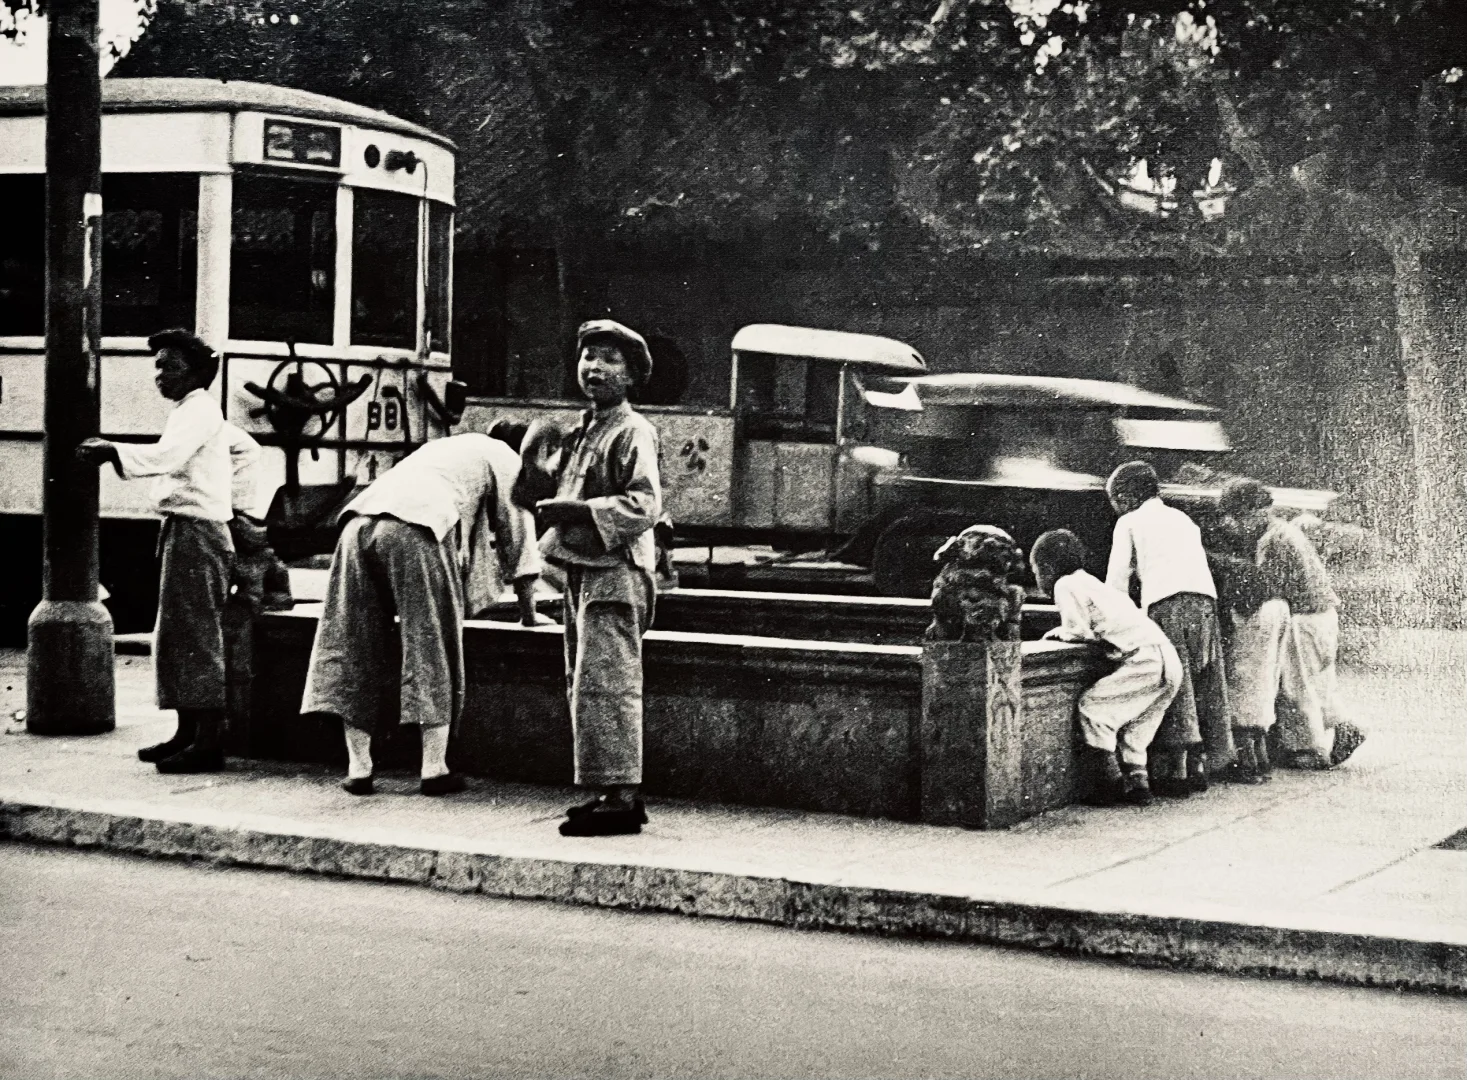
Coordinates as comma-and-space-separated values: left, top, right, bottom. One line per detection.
0, 175, 44, 335
102, 174, 199, 336
352, 189, 417, 350
230, 174, 335, 344
426, 202, 452, 353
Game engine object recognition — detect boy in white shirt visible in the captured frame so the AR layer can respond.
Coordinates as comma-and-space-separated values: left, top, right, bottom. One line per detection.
1033, 529, 1182, 807
1105, 461, 1234, 796
77, 329, 234, 773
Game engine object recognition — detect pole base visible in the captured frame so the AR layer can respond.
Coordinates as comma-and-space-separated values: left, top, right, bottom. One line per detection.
26, 600, 116, 736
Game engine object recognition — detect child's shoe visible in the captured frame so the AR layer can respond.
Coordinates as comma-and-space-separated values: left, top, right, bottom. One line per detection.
567, 795, 649, 824
1281, 748, 1331, 770
1329, 721, 1367, 767
1120, 769, 1153, 806
1082, 748, 1125, 806
1185, 750, 1210, 794
420, 772, 467, 796
1253, 731, 1273, 780
559, 806, 644, 836
155, 745, 225, 774
1220, 732, 1265, 784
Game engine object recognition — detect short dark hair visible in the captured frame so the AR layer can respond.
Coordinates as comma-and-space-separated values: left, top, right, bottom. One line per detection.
1106, 460, 1160, 505
148, 328, 219, 385
486, 418, 529, 453
1030, 529, 1089, 578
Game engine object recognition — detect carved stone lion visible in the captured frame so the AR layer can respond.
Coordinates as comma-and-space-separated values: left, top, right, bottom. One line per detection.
924, 524, 1027, 643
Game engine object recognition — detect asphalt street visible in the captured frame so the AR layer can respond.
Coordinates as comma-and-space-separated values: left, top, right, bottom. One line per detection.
2, 844, 1462, 1080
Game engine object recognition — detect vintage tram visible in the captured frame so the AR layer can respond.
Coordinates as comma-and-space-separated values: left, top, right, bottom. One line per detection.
0, 78, 460, 638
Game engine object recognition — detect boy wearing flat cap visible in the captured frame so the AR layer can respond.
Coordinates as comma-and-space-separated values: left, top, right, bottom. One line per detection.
537, 319, 663, 836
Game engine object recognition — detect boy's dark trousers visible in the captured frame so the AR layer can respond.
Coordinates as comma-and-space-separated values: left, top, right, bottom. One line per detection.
1146, 591, 1236, 769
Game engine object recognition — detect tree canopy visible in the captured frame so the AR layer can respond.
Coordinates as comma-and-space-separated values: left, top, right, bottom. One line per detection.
104, 0, 1465, 266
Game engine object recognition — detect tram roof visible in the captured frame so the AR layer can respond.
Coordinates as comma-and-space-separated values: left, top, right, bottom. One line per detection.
0, 78, 455, 151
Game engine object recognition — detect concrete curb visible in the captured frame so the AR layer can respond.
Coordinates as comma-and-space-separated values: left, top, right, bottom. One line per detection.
3, 798, 1462, 995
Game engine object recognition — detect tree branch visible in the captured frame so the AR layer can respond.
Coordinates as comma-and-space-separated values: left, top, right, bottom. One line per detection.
1213, 84, 1273, 182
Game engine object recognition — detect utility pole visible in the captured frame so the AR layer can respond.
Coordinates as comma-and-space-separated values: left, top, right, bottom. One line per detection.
27, 0, 115, 736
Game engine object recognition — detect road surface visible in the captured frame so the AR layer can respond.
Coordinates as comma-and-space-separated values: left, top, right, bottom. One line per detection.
1, 844, 1462, 1080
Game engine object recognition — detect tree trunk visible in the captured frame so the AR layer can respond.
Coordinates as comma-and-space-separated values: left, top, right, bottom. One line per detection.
1388, 231, 1467, 625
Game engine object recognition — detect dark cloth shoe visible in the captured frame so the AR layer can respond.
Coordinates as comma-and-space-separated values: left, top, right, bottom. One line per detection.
559, 807, 644, 836
1329, 721, 1367, 767
420, 772, 467, 796
139, 712, 199, 763
1281, 749, 1331, 770
567, 796, 648, 824
1120, 773, 1153, 806
155, 745, 225, 774
1253, 733, 1273, 780
1219, 763, 1265, 785
138, 736, 191, 763
341, 776, 375, 796
1186, 751, 1209, 795
1151, 776, 1192, 799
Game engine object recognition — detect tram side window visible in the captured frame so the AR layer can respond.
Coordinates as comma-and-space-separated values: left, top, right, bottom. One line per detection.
231, 174, 335, 344
426, 202, 452, 353
352, 190, 418, 350
102, 174, 199, 336
0, 176, 45, 335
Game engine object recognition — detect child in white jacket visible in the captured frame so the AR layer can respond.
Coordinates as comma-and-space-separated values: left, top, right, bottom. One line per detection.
1032, 529, 1182, 807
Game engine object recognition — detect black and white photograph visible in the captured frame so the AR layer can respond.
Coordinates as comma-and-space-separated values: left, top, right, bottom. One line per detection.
0, 0, 1463, 1076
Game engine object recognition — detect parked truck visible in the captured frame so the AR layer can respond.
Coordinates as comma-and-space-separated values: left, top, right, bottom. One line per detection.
463, 323, 1338, 597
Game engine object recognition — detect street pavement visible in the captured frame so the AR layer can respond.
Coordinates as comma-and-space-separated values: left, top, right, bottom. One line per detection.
1, 644, 1465, 992
3, 843, 1463, 1080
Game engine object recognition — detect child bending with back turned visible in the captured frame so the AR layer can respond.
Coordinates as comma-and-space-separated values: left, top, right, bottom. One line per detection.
1032, 529, 1182, 807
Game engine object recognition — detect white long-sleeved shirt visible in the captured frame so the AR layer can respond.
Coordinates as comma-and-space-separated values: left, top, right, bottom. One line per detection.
1105, 496, 1217, 611
114, 388, 232, 522
344, 433, 542, 609
1048, 569, 1174, 657
224, 422, 262, 516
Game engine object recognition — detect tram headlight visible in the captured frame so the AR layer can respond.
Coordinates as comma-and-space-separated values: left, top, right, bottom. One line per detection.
384, 149, 419, 174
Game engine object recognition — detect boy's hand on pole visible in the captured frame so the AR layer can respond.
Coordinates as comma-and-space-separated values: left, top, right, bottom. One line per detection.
75, 438, 119, 469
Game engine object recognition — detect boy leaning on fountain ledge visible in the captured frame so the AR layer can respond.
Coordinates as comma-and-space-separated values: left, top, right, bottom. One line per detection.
1105, 460, 1234, 796
1031, 529, 1183, 807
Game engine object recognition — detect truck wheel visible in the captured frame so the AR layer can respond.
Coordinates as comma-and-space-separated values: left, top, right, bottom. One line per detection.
870, 512, 977, 598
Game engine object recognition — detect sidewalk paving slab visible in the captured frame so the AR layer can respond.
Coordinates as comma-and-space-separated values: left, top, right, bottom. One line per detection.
2, 647, 1465, 994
